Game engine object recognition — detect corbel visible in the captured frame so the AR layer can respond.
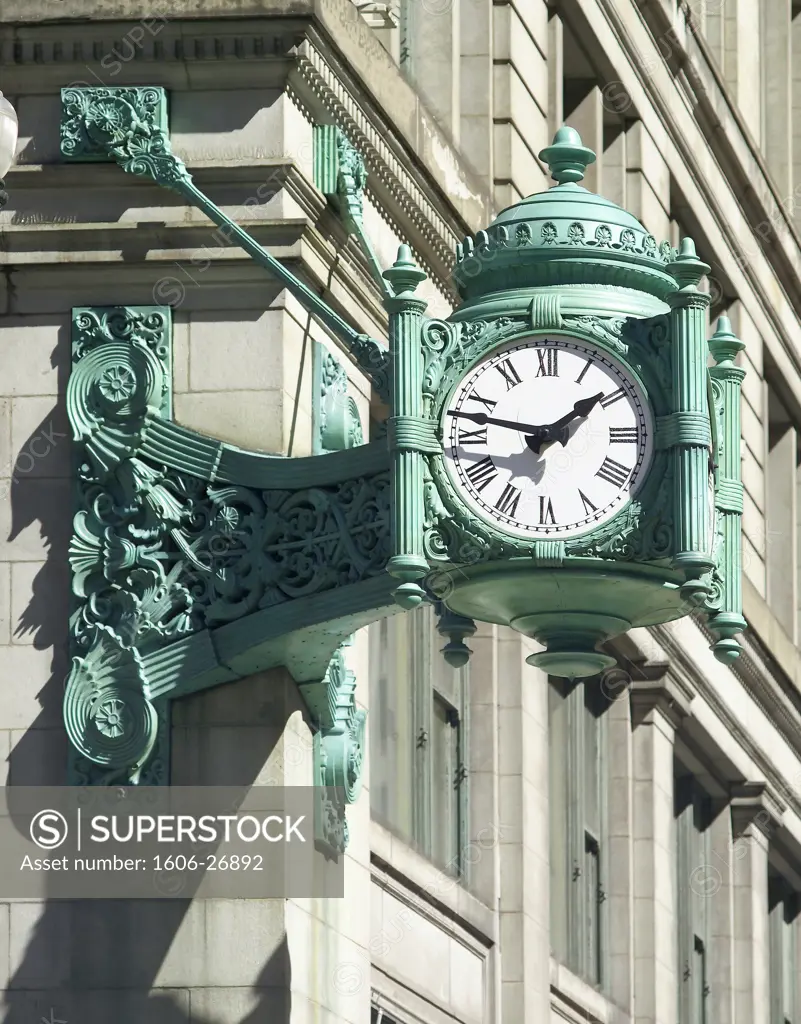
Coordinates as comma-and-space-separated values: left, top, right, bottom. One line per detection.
628, 668, 693, 730
729, 780, 785, 841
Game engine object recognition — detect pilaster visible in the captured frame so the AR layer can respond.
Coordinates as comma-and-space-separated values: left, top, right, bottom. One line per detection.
730, 784, 782, 1024
631, 673, 688, 1024
497, 628, 550, 1024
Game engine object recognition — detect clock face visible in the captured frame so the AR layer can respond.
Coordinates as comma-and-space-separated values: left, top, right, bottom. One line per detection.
442, 335, 654, 540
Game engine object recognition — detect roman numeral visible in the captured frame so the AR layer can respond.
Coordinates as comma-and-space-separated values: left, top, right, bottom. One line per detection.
609, 427, 638, 443
496, 483, 521, 518
578, 490, 598, 515
600, 387, 626, 409
458, 427, 488, 446
535, 349, 558, 377
575, 359, 594, 384
465, 455, 497, 492
539, 495, 556, 525
497, 359, 522, 390
468, 392, 497, 412
596, 457, 630, 488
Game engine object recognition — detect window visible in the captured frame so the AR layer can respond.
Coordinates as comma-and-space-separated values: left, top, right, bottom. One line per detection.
675, 768, 713, 1024
368, 602, 468, 876
549, 676, 609, 987
769, 867, 798, 1024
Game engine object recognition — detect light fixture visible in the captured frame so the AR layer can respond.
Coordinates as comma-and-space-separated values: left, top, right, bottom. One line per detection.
0, 92, 18, 206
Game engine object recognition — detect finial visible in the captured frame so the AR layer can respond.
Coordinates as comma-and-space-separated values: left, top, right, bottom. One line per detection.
538, 126, 597, 185
708, 314, 745, 366
383, 243, 426, 295
666, 235, 711, 289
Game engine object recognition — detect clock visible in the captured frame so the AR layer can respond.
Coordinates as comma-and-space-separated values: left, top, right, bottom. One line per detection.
442, 334, 655, 540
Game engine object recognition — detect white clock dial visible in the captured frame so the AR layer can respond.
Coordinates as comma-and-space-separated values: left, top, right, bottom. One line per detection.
442, 335, 654, 540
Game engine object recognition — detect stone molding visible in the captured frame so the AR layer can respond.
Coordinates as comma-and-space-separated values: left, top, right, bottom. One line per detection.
729, 781, 785, 840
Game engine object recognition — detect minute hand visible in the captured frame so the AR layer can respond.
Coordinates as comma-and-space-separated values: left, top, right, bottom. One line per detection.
448, 410, 554, 434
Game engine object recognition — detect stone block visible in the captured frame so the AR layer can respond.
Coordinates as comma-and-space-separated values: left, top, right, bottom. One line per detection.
174, 389, 285, 453
743, 534, 766, 596
171, 723, 305, 787
0, 401, 11, 480
188, 987, 287, 1022
461, 56, 492, 118
152, 900, 289, 990
499, 911, 524, 981
4, 988, 191, 1024
743, 488, 767, 559
494, 122, 549, 199
493, 63, 547, 127
188, 309, 285, 393
522, 716, 547, 789
626, 122, 670, 211
172, 667, 301, 728
0, 318, 65, 397
9, 397, 71, 479
459, 116, 492, 179
14, 94, 62, 165
0, 476, 72, 565
0, 644, 66, 729
741, 447, 765, 513
0, 563, 9, 647
626, 171, 670, 241
449, 936, 485, 1022
373, 887, 451, 1008
172, 313, 189, 394
11, 561, 68, 646
498, 774, 524, 847
493, 5, 546, 68
170, 89, 285, 163
8, 726, 67, 786
741, 394, 765, 466
498, 706, 523, 775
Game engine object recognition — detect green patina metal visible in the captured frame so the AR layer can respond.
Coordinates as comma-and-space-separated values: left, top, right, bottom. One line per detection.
60, 94, 746, 790
312, 342, 364, 455
314, 124, 392, 300
61, 86, 168, 162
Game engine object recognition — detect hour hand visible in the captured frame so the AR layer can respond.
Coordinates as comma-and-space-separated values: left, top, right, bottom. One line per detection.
550, 392, 604, 431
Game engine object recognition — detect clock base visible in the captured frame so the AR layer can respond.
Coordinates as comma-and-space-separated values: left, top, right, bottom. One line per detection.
513, 612, 628, 679
439, 562, 687, 679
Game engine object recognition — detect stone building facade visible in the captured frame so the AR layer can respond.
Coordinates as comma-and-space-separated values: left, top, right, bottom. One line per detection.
0, 1, 800, 1023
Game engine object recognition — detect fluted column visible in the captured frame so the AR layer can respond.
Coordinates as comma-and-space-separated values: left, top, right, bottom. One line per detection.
666, 238, 714, 601
707, 316, 747, 662
383, 245, 429, 608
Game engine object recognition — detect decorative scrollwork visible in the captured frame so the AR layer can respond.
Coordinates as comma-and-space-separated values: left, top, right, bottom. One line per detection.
64, 627, 158, 776
313, 343, 364, 454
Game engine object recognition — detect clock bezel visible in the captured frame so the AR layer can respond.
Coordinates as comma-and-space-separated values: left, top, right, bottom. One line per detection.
426, 321, 673, 559
439, 333, 655, 541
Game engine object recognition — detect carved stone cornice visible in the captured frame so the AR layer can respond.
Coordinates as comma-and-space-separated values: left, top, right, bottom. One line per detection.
1, 6, 489, 300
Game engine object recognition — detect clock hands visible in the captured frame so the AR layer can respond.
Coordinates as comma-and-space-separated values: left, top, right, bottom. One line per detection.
448, 409, 555, 435
548, 392, 605, 431
448, 392, 605, 456
526, 392, 605, 455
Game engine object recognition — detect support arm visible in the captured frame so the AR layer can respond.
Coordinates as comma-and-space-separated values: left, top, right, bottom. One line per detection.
60, 88, 390, 399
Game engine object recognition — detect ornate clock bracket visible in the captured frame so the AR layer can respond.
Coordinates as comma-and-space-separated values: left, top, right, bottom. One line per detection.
59, 90, 748, 798
58, 91, 415, 855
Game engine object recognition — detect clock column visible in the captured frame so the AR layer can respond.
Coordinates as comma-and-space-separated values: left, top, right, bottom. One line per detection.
384, 245, 430, 607
666, 238, 715, 600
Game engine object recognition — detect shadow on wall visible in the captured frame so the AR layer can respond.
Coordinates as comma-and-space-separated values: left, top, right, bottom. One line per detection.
2, 323, 296, 1023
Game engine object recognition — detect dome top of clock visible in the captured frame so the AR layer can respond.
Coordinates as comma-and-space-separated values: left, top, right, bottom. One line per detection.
452, 126, 680, 303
